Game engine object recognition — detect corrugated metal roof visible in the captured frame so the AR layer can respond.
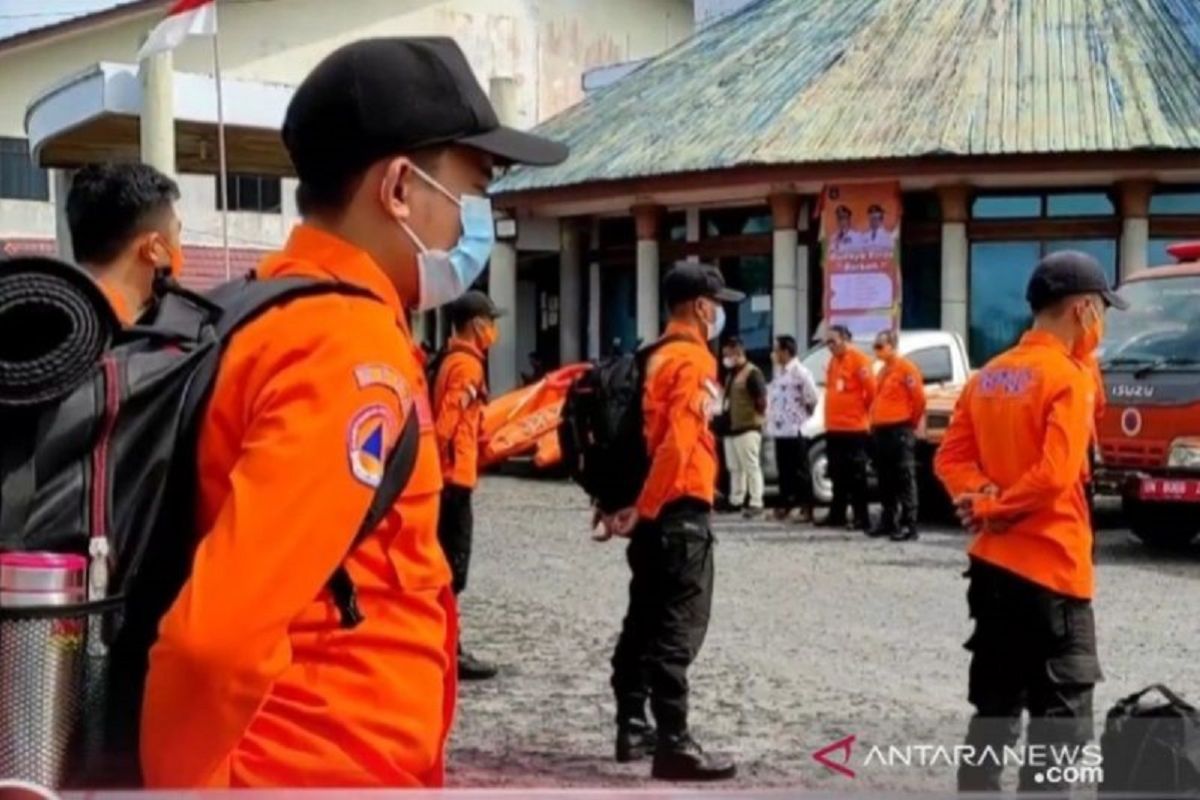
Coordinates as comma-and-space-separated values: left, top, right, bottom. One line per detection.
493, 0, 1200, 194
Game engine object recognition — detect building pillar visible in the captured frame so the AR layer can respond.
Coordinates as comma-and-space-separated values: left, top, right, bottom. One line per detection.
1118, 180, 1154, 279
559, 218, 584, 364
685, 206, 701, 262
489, 236, 519, 394
937, 185, 970, 345
488, 77, 520, 393
770, 192, 799, 343
138, 50, 176, 176
587, 220, 601, 360
796, 200, 812, 344
633, 204, 662, 346
53, 169, 76, 261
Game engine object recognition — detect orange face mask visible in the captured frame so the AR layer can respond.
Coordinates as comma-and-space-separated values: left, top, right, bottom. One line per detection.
1073, 302, 1104, 359
146, 236, 183, 279
476, 320, 498, 350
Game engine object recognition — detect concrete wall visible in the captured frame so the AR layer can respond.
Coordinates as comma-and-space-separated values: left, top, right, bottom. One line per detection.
0, 0, 693, 245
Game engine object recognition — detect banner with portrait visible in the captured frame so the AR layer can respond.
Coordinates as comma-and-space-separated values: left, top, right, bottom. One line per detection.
819, 182, 902, 340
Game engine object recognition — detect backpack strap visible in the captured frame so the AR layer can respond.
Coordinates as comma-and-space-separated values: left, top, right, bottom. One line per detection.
328, 408, 421, 628
1120, 684, 1197, 712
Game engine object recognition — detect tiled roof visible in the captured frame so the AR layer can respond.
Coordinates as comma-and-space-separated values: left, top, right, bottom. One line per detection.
493, 0, 1200, 194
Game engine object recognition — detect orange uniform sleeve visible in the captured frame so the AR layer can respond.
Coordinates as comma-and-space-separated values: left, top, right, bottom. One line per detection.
975, 372, 1092, 522
141, 313, 409, 788
434, 356, 483, 488
933, 377, 993, 498
636, 359, 708, 521
908, 363, 927, 427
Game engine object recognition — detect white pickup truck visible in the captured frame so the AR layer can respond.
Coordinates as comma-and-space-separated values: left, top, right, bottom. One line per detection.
761, 330, 972, 506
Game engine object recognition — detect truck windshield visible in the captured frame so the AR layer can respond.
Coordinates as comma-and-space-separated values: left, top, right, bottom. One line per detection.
1102, 274, 1200, 368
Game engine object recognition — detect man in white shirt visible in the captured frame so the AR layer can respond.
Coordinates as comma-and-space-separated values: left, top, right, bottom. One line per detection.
766, 335, 820, 521
860, 204, 894, 254
830, 205, 862, 254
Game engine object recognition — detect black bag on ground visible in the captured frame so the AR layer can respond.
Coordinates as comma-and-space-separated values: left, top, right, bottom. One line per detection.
1101, 684, 1200, 797
0, 258, 419, 788
558, 335, 683, 513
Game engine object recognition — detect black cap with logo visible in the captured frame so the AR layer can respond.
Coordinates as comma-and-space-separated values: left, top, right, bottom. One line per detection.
283, 37, 568, 190
662, 262, 746, 307
1026, 250, 1129, 312
448, 290, 506, 328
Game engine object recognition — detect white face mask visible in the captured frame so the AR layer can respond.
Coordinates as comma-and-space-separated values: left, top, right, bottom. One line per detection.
398, 164, 496, 312
722, 355, 737, 369
706, 304, 726, 342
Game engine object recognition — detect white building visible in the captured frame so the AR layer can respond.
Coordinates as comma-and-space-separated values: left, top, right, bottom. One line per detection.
0, 0, 694, 389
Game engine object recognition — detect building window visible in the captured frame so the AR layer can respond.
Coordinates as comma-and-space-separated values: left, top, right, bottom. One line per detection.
1149, 191, 1200, 216
701, 206, 771, 238
715, 254, 772, 369
1046, 192, 1114, 217
972, 195, 1041, 219
972, 191, 1115, 220
969, 238, 1117, 364
219, 173, 282, 213
0, 138, 49, 201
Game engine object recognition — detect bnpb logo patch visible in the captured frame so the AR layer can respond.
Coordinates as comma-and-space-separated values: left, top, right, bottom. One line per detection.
347, 403, 397, 488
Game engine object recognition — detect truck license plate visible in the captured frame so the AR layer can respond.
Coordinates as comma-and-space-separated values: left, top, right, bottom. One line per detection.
1139, 478, 1200, 502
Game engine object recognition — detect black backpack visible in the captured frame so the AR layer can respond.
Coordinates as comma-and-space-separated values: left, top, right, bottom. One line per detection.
1101, 684, 1200, 797
0, 259, 419, 787
558, 335, 684, 513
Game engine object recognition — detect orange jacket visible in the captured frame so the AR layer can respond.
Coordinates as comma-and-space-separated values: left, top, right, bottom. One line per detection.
636, 321, 720, 520
871, 355, 926, 427
98, 278, 135, 326
433, 339, 488, 489
142, 225, 456, 788
825, 346, 877, 432
934, 330, 1096, 599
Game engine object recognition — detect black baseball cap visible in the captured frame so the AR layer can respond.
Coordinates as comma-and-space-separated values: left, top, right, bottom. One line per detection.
448, 290, 506, 328
662, 262, 745, 307
283, 38, 568, 189
1026, 250, 1129, 312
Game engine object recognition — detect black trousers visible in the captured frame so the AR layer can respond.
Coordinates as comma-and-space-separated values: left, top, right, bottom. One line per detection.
826, 431, 870, 526
610, 502, 714, 738
438, 484, 474, 595
872, 423, 918, 530
774, 436, 812, 508
959, 559, 1103, 793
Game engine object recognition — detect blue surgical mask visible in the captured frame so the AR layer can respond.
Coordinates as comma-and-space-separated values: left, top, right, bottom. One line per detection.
400, 165, 496, 311
708, 304, 726, 341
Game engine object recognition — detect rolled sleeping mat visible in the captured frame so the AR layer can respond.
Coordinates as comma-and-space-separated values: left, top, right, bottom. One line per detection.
0, 256, 118, 408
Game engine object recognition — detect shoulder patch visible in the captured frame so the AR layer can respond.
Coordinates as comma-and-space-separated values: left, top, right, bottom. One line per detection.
355, 363, 412, 410
347, 403, 399, 488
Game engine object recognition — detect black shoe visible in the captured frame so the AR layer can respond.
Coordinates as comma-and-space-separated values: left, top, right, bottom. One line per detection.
615, 719, 657, 763
816, 515, 847, 528
742, 506, 764, 520
866, 525, 896, 538
652, 734, 738, 782
891, 527, 919, 542
458, 650, 498, 681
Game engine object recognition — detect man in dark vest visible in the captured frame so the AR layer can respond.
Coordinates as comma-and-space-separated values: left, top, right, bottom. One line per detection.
721, 337, 767, 518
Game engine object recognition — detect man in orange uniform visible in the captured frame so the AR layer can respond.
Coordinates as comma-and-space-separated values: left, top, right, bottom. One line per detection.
66, 162, 183, 324
607, 263, 739, 782
868, 329, 926, 541
140, 38, 565, 788
821, 325, 877, 532
934, 251, 1125, 793
433, 290, 505, 681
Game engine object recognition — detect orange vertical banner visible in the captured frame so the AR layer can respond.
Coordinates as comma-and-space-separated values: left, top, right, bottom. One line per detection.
819, 182, 902, 338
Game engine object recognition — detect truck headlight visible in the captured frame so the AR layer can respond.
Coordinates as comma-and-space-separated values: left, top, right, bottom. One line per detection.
1167, 439, 1200, 470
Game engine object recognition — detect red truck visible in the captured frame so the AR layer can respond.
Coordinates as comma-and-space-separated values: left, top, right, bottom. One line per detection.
1095, 242, 1200, 547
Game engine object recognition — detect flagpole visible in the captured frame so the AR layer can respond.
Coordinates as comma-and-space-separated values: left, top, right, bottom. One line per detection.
211, 0, 231, 280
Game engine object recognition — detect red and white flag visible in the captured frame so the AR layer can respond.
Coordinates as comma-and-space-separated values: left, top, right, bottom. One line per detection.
137, 0, 217, 60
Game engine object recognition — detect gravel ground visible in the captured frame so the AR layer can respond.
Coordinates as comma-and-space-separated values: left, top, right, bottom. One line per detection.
446, 476, 1200, 792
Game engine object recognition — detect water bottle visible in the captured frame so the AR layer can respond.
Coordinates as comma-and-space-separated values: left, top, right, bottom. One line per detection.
0, 552, 88, 787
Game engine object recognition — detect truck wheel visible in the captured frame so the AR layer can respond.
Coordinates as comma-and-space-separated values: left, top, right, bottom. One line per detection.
1125, 498, 1200, 549
809, 439, 833, 506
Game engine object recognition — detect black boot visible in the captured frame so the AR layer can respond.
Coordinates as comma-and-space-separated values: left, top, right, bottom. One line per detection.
652, 733, 737, 782
615, 718, 657, 763
458, 648, 498, 681
891, 526, 919, 542
866, 524, 895, 538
